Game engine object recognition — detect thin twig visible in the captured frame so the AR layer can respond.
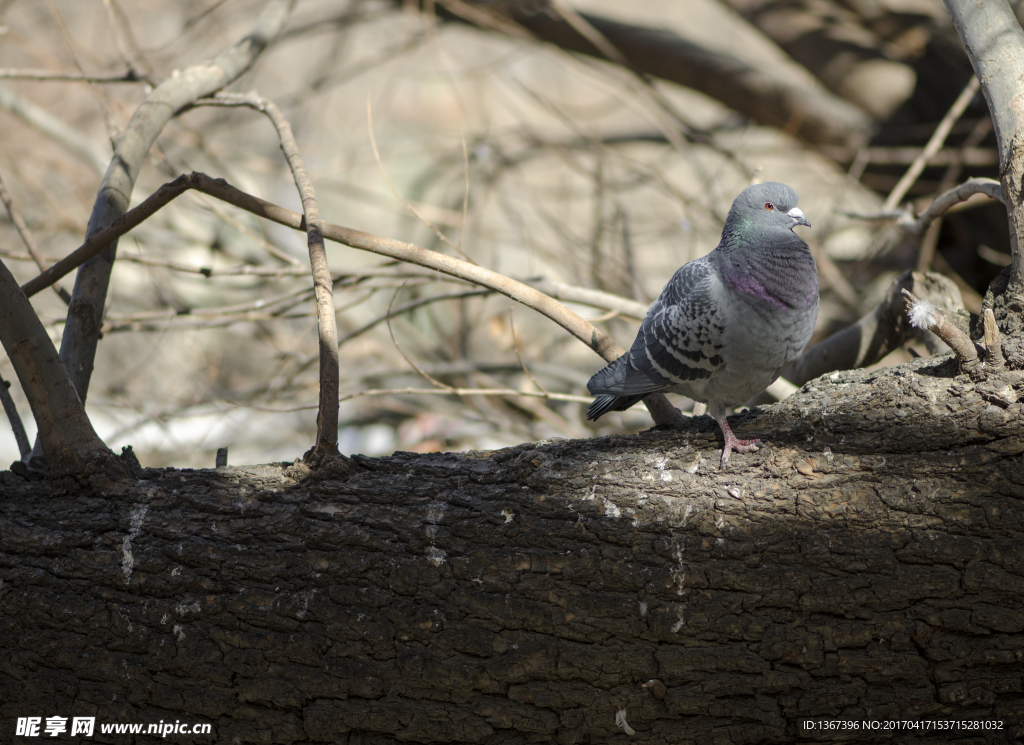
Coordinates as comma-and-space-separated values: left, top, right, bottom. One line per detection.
509, 309, 548, 395
103, 285, 315, 323
458, 124, 471, 257
0, 171, 70, 304
0, 68, 145, 83
0, 374, 31, 459
367, 96, 476, 264
385, 284, 456, 393
917, 117, 993, 271
883, 77, 980, 211
339, 289, 492, 348
900, 178, 1003, 235
841, 178, 1003, 235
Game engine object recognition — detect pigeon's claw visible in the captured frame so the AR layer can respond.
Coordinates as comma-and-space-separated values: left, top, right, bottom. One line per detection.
717, 416, 761, 465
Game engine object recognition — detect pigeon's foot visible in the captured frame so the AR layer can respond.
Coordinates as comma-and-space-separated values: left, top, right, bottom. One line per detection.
717, 417, 761, 464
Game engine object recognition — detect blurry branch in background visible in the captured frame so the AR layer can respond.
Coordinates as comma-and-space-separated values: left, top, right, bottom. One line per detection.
339, 386, 591, 405
717, 0, 923, 120
101, 285, 316, 333
431, 0, 873, 147
523, 278, 645, 320
367, 98, 478, 264
233, 386, 592, 411
0, 87, 110, 174
882, 77, 980, 212
0, 68, 145, 83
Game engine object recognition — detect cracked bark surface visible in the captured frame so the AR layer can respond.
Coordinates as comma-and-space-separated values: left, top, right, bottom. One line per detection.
2, 354, 1024, 743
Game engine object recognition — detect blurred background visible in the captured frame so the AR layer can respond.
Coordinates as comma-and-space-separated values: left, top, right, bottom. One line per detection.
0, 0, 1009, 467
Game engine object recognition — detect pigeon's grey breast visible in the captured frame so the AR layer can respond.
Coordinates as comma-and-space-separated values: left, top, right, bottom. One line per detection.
703, 236, 818, 407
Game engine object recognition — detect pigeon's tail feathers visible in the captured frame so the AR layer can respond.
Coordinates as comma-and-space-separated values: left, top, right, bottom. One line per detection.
586, 394, 646, 421
588, 355, 667, 397
587, 356, 629, 396
587, 356, 662, 420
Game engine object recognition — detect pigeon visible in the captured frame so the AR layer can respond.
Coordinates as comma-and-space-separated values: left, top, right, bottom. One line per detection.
586, 181, 818, 464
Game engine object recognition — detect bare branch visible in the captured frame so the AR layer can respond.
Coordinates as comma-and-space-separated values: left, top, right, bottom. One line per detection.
841, 178, 1003, 236
20, 170, 679, 426
0, 257, 118, 474
917, 116, 994, 272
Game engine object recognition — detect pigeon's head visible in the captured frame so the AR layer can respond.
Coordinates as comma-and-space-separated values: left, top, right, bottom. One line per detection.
727, 181, 810, 234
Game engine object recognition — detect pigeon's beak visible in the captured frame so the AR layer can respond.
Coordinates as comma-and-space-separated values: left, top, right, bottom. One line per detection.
787, 207, 811, 228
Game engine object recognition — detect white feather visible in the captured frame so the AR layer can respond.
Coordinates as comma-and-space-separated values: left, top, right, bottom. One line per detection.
908, 299, 938, 330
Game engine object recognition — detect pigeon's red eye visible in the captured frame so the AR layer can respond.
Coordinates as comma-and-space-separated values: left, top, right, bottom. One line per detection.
765, 202, 774, 210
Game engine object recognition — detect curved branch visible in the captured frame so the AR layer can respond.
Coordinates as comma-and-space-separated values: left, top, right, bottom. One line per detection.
899, 178, 1003, 235
20, 172, 678, 427
840, 178, 1003, 236
198, 92, 342, 461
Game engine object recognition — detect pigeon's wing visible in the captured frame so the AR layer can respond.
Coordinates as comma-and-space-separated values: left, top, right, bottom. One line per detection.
589, 257, 727, 402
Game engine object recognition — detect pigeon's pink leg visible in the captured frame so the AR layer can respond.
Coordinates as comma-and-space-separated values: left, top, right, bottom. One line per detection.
713, 413, 760, 464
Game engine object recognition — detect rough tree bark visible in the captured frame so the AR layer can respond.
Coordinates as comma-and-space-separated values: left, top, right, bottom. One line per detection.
2, 353, 1024, 743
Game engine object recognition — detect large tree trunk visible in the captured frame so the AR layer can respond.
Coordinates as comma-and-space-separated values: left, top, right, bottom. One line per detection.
2, 352, 1023, 743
